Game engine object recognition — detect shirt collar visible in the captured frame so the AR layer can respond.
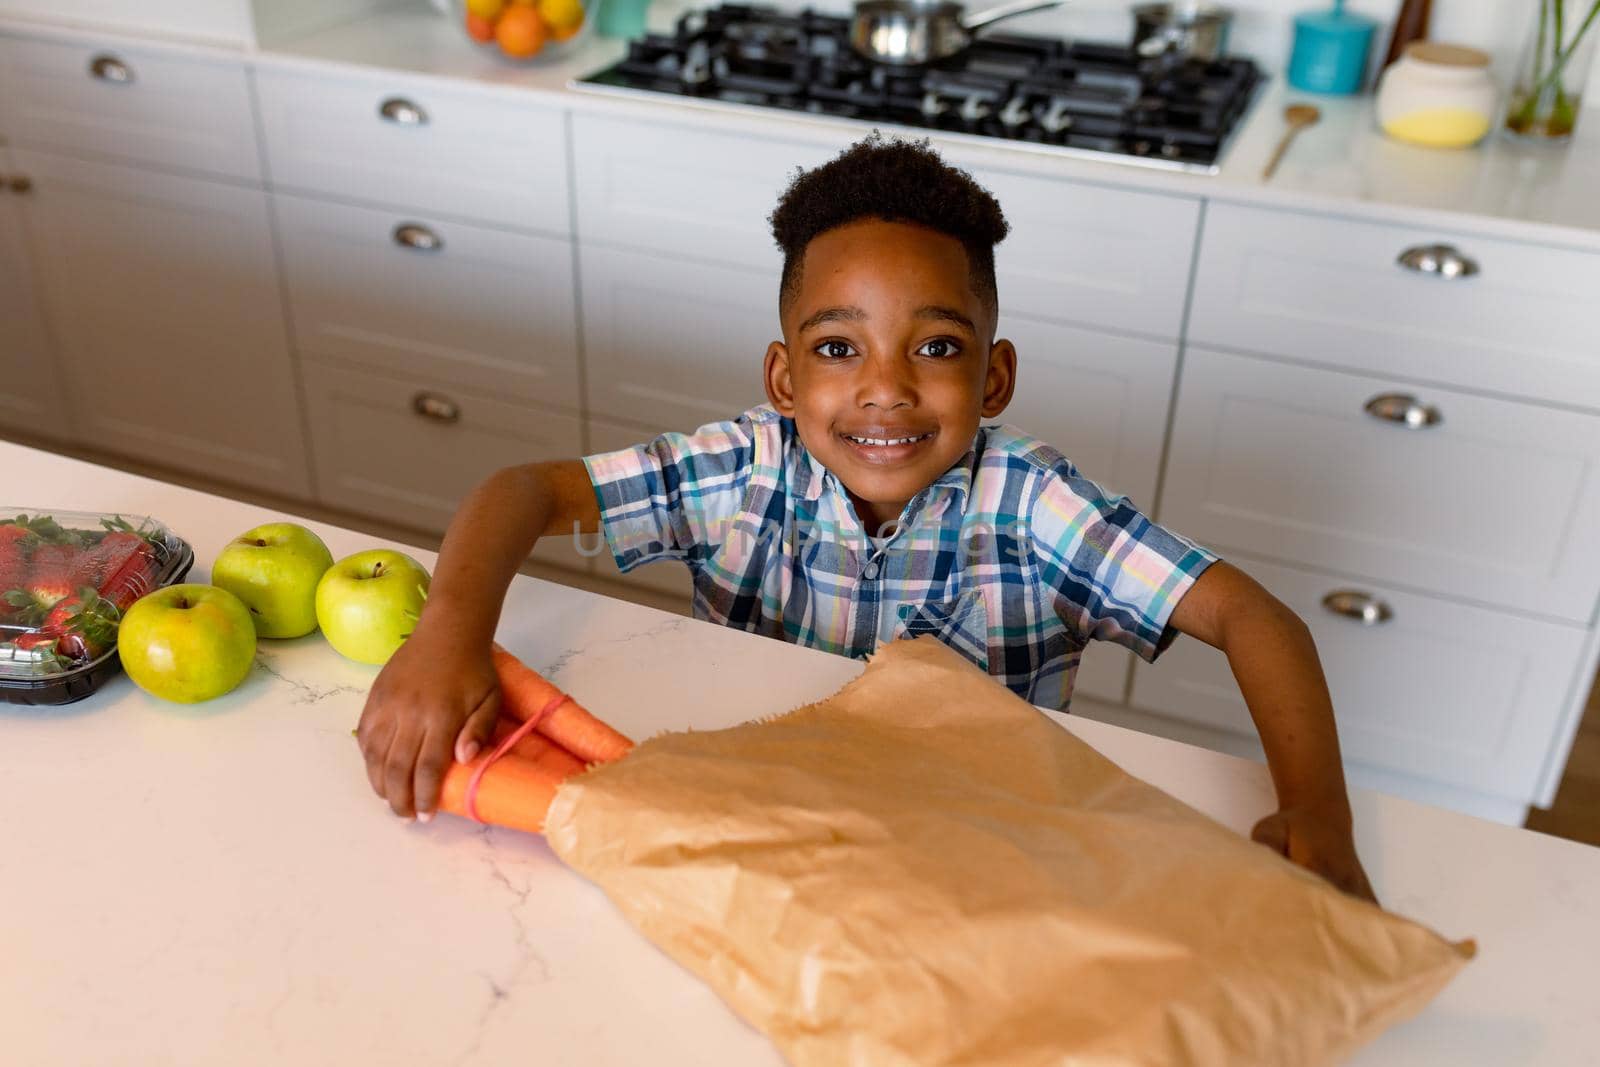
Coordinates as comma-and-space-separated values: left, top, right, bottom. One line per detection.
792, 423, 982, 520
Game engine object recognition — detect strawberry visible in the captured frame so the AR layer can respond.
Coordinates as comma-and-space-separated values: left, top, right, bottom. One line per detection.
38, 588, 121, 662
6, 552, 78, 624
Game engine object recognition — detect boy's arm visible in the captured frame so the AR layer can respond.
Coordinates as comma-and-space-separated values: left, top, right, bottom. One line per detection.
1166, 561, 1378, 904
356, 459, 599, 820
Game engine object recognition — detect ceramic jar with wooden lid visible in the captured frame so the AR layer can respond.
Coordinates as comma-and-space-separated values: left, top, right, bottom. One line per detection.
1376, 42, 1498, 148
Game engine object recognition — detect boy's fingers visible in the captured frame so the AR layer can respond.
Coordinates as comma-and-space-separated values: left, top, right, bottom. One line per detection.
358, 714, 392, 798
413, 727, 452, 817
383, 724, 424, 819
455, 689, 501, 765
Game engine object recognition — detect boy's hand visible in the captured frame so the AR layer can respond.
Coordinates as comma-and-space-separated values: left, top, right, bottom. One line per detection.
1251, 806, 1378, 905
356, 622, 501, 820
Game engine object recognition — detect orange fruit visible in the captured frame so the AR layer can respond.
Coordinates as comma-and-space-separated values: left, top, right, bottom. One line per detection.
495, 5, 546, 57
549, 19, 582, 40
466, 0, 505, 16
464, 11, 496, 41
537, 0, 584, 32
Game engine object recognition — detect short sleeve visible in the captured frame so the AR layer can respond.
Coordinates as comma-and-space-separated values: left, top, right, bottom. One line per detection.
1029, 467, 1217, 662
582, 413, 757, 573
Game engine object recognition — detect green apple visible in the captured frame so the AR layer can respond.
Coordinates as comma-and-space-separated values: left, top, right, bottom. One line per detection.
315, 549, 431, 666
118, 584, 257, 703
211, 522, 335, 639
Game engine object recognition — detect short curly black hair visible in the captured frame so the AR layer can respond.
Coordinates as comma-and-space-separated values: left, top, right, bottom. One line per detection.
769, 133, 1009, 317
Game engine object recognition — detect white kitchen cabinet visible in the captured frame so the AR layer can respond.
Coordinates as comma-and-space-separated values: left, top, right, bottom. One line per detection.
579, 243, 776, 432
0, 32, 262, 182
1160, 347, 1600, 623
300, 359, 591, 573
1188, 202, 1600, 411
253, 66, 571, 236
12, 148, 310, 497
1130, 551, 1589, 806
0, 148, 71, 441
272, 192, 580, 411
585, 416, 697, 602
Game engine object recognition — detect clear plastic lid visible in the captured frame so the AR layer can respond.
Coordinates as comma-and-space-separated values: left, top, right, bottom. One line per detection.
0, 509, 190, 685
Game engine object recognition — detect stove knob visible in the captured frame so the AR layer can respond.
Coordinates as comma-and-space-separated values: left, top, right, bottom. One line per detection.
999, 96, 1032, 128
959, 95, 991, 123
921, 90, 948, 119
1040, 100, 1074, 134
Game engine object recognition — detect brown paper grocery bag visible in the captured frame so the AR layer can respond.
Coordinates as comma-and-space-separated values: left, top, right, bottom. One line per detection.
545, 637, 1472, 1066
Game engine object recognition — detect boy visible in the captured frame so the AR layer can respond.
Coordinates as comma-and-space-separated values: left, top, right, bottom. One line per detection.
357, 135, 1375, 903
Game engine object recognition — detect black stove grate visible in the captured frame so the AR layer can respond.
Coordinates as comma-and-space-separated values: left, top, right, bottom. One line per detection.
579, 4, 1263, 170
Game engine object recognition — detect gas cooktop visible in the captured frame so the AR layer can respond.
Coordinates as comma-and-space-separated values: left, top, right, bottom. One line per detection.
575, 4, 1264, 173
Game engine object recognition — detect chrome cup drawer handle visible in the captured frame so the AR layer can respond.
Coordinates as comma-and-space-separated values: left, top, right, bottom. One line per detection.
1321, 590, 1393, 626
412, 392, 460, 424
1364, 392, 1441, 428
89, 54, 134, 84
1397, 243, 1479, 278
378, 97, 428, 125
393, 223, 443, 252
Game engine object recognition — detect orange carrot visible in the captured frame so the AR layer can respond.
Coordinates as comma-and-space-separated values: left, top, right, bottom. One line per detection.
438, 750, 572, 834
491, 643, 634, 765
490, 717, 587, 776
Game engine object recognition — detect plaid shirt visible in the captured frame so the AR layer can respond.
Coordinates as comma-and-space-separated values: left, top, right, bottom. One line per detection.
584, 405, 1216, 710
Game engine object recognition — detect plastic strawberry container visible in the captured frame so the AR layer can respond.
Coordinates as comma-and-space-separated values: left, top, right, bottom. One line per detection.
0, 509, 194, 706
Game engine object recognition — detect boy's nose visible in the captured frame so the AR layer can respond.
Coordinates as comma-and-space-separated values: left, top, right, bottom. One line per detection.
856, 353, 915, 409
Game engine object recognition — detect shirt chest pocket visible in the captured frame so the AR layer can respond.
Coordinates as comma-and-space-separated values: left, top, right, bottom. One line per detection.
895, 591, 990, 673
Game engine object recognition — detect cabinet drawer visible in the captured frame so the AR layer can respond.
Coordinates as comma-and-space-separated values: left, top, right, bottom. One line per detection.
579, 245, 773, 431
572, 113, 838, 270
1129, 553, 1587, 801
572, 114, 1199, 338
253, 67, 569, 235
1160, 348, 1600, 622
1189, 202, 1600, 408
0, 34, 260, 181
274, 193, 579, 410
300, 360, 589, 573
971, 166, 1198, 339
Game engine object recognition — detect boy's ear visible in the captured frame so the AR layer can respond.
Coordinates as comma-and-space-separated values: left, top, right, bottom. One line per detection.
981, 339, 1017, 418
764, 341, 797, 416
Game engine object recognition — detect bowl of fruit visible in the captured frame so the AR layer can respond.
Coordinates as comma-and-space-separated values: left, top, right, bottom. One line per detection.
0, 510, 194, 706
453, 0, 595, 63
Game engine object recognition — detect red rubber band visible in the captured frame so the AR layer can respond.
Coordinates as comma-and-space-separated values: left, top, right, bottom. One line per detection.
463, 690, 571, 823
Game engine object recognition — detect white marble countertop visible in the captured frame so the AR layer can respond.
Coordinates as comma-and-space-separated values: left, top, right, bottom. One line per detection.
8, 0, 1597, 252
4, 443, 1600, 1064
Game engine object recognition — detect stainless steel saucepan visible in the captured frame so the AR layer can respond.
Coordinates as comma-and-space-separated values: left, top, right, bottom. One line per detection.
850, 0, 1070, 66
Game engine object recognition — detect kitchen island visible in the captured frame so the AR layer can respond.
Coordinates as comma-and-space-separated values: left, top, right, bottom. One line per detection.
5, 439, 1600, 1065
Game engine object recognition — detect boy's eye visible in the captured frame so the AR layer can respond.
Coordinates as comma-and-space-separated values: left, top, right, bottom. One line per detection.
816, 340, 857, 359
917, 339, 961, 358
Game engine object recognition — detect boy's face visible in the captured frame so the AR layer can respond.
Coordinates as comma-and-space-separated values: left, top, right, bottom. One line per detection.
764, 218, 1016, 533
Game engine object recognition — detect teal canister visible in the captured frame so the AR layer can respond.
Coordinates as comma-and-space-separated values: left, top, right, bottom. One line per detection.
1288, 0, 1379, 94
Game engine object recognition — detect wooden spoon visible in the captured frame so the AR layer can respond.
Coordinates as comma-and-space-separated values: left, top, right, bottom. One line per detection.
1262, 104, 1322, 180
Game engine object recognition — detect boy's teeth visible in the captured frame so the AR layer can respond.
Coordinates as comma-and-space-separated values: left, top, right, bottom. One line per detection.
848, 434, 928, 446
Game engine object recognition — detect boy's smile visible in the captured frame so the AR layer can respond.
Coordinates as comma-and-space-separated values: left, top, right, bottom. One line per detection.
764, 218, 1016, 533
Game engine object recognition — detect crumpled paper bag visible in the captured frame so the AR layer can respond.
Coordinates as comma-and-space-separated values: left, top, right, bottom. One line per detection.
545, 637, 1472, 1066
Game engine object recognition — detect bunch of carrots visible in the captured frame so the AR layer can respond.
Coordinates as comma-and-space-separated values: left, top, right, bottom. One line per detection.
435, 644, 634, 833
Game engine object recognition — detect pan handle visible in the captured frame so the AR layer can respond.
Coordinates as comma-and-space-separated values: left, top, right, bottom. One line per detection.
961, 0, 1068, 32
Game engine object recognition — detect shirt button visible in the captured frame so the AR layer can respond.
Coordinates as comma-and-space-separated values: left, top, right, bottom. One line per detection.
862, 560, 880, 581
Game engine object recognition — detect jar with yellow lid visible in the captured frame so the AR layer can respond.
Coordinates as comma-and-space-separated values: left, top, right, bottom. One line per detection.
1375, 42, 1498, 148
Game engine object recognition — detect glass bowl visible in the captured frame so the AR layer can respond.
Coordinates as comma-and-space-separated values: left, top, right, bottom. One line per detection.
450, 0, 597, 64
